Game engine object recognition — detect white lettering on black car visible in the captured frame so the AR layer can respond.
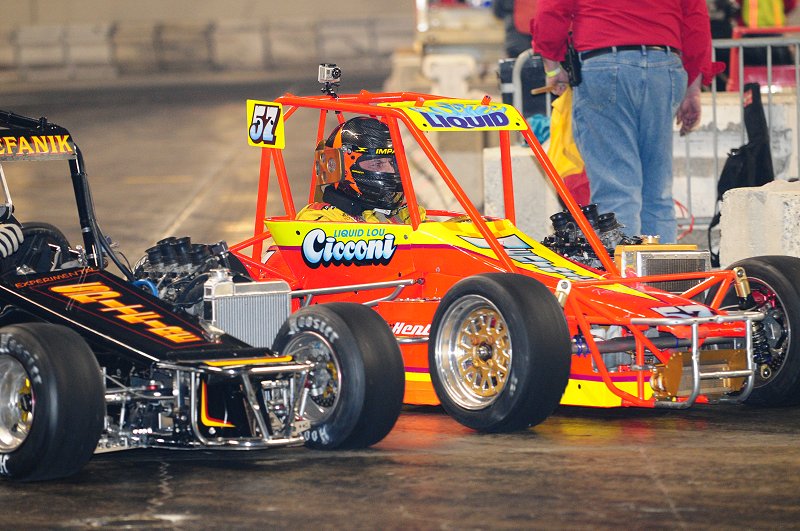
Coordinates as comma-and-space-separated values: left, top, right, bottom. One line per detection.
0, 454, 9, 476
301, 228, 396, 268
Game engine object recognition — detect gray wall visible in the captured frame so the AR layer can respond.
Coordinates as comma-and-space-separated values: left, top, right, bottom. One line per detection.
0, 1, 417, 81
1, 1, 413, 28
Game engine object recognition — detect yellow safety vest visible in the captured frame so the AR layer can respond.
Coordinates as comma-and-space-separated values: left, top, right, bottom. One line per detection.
742, 0, 785, 28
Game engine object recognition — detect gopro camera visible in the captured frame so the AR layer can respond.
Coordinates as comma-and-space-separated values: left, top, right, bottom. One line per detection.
318, 63, 342, 84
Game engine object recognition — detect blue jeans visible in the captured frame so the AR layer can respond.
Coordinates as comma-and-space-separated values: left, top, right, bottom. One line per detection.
572, 48, 687, 243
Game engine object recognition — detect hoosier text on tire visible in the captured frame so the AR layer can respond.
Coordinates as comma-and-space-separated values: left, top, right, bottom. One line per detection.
272, 302, 405, 449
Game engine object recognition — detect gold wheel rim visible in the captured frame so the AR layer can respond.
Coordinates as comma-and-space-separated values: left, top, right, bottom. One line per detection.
435, 295, 511, 410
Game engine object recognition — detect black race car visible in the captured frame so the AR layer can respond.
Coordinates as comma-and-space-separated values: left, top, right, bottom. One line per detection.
0, 110, 404, 481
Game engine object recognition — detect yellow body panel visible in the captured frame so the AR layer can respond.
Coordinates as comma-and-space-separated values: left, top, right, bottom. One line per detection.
560, 376, 654, 407
203, 355, 294, 367
379, 99, 528, 132
268, 218, 655, 299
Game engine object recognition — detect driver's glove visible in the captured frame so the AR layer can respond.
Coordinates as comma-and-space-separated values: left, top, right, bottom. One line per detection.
0, 223, 23, 258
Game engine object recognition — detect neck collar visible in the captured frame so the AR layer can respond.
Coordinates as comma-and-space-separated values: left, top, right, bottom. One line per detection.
323, 186, 370, 217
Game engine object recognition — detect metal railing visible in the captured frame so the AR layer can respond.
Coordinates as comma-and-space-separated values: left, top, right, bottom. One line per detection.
501, 34, 800, 228
509, 34, 800, 229
678, 32, 800, 227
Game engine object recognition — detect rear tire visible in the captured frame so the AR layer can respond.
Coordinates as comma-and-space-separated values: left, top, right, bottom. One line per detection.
0, 323, 104, 481
272, 303, 404, 449
710, 256, 800, 406
429, 273, 571, 432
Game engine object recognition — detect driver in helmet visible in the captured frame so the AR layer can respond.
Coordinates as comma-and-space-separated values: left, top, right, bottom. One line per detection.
296, 116, 425, 223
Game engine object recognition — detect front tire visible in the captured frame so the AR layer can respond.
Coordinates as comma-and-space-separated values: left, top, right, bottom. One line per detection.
429, 273, 571, 432
0, 323, 105, 481
272, 303, 404, 449
711, 256, 800, 406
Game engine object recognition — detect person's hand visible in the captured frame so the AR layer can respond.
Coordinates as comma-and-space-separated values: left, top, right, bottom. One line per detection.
543, 58, 570, 96
676, 76, 703, 136
0, 223, 22, 258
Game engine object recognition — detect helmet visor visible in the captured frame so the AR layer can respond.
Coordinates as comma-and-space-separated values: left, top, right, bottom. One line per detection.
355, 156, 398, 174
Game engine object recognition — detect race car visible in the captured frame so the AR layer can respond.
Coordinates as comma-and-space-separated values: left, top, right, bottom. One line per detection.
229, 66, 800, 433
0, 110, 405, 481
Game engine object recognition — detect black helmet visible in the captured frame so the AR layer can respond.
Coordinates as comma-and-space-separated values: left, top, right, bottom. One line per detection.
314, 117, 403, 211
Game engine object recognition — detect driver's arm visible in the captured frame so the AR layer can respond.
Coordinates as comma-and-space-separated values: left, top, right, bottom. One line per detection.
0, 221, 23, 258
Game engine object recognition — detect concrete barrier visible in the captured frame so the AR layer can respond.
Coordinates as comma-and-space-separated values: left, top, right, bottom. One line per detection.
372, 16, 417, 58
0, 29, 18, 83
156, 22, 213, 71
482, 144, 800, 255
112, 22, 159, 74
210, 19, 266, 70
16, 25, 69, 80
421, 54, 478, 99
719, 180, 800, 265
319, 19, 374, 65
483, 145, 560, 242
16, 23, 117, 80
65, 23, 115, 79
265, 19, 318, 68
476, 91, 800, 252
383, 49, 428, 93
674, 91, 798, 221
1, 16, 413, 82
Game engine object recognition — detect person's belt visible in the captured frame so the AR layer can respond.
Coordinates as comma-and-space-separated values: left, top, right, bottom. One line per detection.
579, 45, 678, 61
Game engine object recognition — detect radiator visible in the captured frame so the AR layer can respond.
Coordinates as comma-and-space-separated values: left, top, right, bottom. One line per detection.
204, 271, 291, 348
614, 245, 711, 294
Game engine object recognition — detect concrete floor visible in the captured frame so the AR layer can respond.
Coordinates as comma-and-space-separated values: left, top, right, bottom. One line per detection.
3, 73, 800, 529
4, 405, 800, 529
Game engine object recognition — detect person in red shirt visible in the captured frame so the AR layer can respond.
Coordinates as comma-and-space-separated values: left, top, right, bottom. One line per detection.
532, 0, 722, 243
